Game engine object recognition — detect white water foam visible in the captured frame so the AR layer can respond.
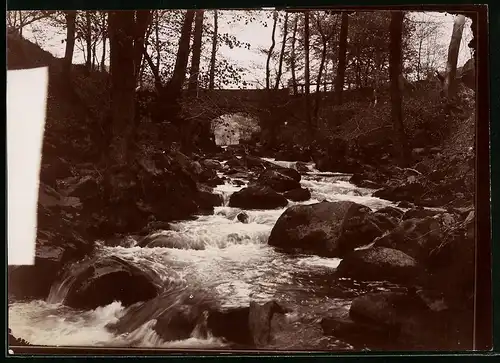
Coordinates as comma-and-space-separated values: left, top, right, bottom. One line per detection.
9, 300, 125, 346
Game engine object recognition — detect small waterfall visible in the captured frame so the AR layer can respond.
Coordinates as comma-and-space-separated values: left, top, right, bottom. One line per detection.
46, 256, 96, 304
46, 274, 76, 304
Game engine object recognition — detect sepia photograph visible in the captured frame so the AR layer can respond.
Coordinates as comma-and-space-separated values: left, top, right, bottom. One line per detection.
6, 5, 491, 354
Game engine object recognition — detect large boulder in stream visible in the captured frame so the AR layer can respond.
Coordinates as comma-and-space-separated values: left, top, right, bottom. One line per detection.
229, 186, 288, 210
267, 201, 385, 257
283, 187, 311, 202
63, 256, 163, 310
207, 300, 289, 347
256, 169, 301, 192
336, 247, 421, 284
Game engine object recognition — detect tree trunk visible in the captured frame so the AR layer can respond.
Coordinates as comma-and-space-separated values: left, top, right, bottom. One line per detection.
290, 15, 298, 94
138, 22, 153, 88
101, 12, 107, 72
335, 12, 348, 106
63, 11, 77, 78
389, 11, 411, 167
155, 11, 161, 70
92, 40, 97, 71
314, 33, 328, 120
208, 10, 218, 90
355, 57, 362, 88
143, 48, 162, 91
134, 10, 152, 83
188, 10, 204, 93
275, 12, 289, 89
167, 10, 195, 98
304, 11, 312, 133
85, 11, 92, 74
107, 10, 137, 199
18, 11, 24, 37
416, 37, 423, 81
266, 11, 278, 90
443, 14, 466, 98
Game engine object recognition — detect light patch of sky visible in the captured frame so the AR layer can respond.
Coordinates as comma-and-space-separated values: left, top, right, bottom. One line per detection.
20, 10, 473, 89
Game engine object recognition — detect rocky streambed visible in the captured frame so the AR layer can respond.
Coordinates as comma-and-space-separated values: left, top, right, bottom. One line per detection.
8, 152, 475, 351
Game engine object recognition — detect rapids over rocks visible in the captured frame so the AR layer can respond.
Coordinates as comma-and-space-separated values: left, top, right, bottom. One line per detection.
9, 157, 412, 351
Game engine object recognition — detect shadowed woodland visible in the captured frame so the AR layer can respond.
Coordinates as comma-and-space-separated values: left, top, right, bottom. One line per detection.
8, 8, 479, 351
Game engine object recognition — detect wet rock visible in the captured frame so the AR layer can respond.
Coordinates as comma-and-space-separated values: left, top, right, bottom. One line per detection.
315, 157, 362, 174
237, 212, 249, 223
64, 256, 162, 310
375, 206, 404, 220
229, 186, 288, 210
155, 301, 212, 342
374, 217, 442, 264
348, 291, 430, 343
8, 329, 30, 346
296, 161, 310, 173
205, 175, 225, 187
403, 207, 442, 220
207, 307, 252, 345
207, 300, 289, 347
349, 173, 385, 189
248, 301, 289, 347
349, 291, 472, 349
139, 233, 205, 250
321, 315, 394, 347
201, 159, 223, 171
283, 187, 311, 202
274, 145, 311, 162
108, 288, 214, 338
350, 292, 428, 328
226, 144, 248, 155
105, 235, 138, 248
226, 156, 246, 168
275, 167, 301, 182
312, 138, 354, 173
369, 212, 399, 233
336, 247, 420, 284
245, 155, 281, 171
397, 201, 414, 209
257, 169, 301, 192
268, 201, 383, 257
373, 182, 426, 204
197, 190, 223, 212
231, 179, 246, 187
198, 168, 220, 185
323, 291, 473, 350
171, 150, 203, 177
140, 220, 171, 234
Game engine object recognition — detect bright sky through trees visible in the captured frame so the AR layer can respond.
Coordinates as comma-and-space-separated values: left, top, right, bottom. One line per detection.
20, 10, 473, 89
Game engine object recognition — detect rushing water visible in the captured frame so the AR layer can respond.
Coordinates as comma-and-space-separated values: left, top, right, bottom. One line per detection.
9, 158, 402, 351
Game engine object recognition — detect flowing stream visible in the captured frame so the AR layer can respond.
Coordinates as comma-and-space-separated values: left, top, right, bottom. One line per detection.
9, 158, 404, 351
